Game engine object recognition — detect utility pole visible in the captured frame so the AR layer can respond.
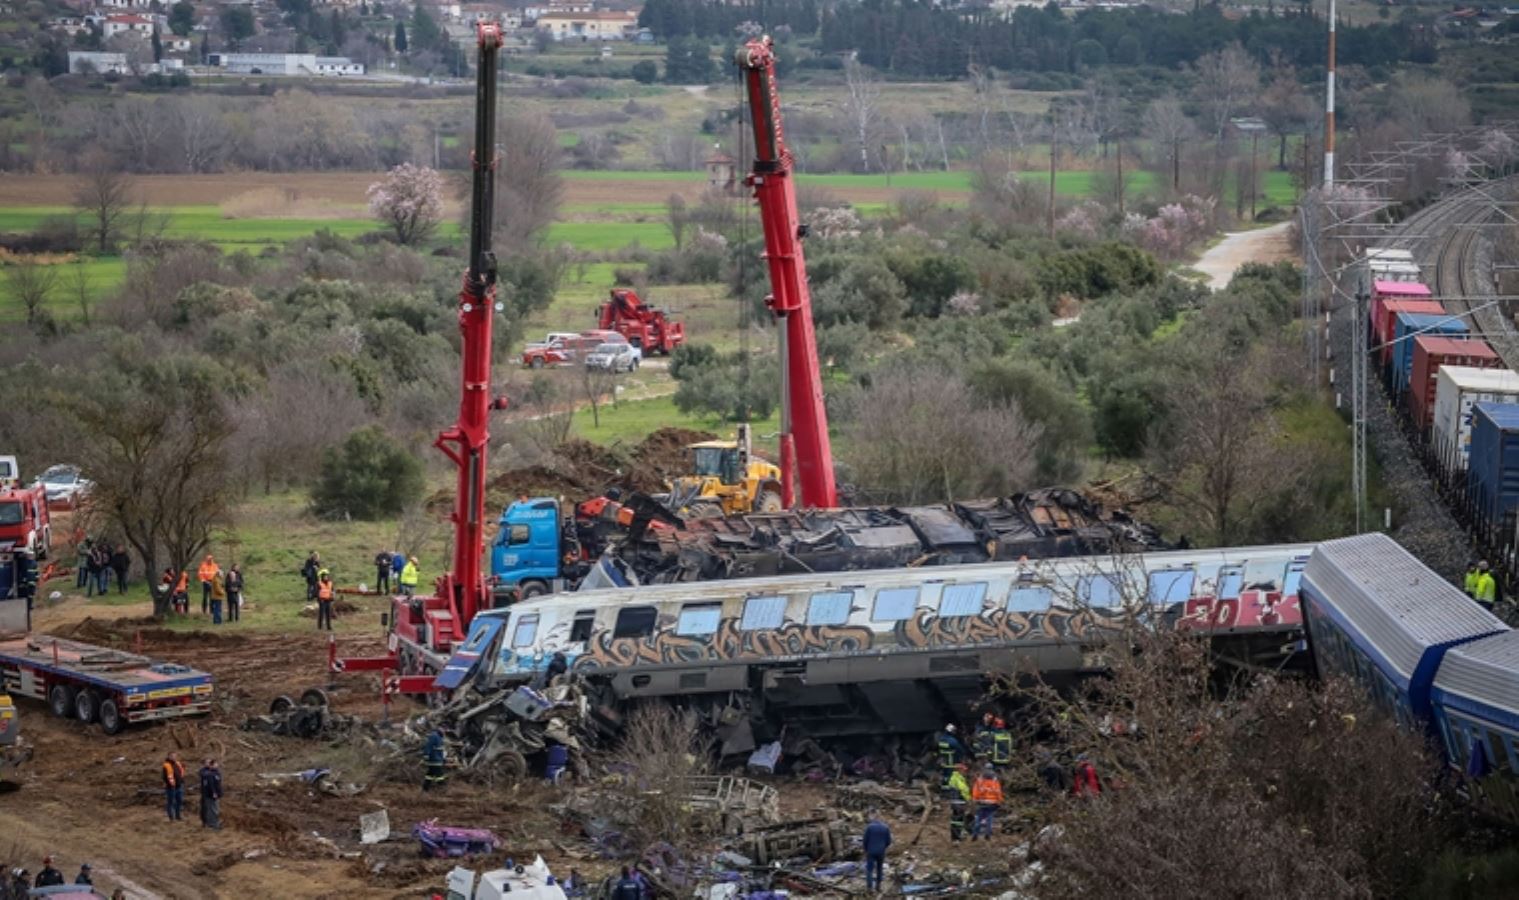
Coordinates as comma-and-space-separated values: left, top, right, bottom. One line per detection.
1324, 0, 1336, 190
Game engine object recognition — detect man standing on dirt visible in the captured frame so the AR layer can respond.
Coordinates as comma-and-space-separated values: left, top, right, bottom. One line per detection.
301, 551, 321, 601
400, 556, 420, 598
862, 810, 892, 892
374, 549, 392, 594
162, 751, 186, 822
225, 564, 244, 623
196, 555, 219, 614
316, 570, 335, 631
199, 758, 223, 830
111, 545, 130, 595
423, 728, 447, 792
210, 569, 227, 625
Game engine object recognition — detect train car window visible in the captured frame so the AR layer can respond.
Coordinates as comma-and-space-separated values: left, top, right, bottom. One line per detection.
807, 591, 853, 626
569, 610, 595, 643
1217, 566, 1244, 600
939, 583, 987, 617
1283, 561, 1306, 597
1008, 585, 1052, 613
676, 603, 722, 637
1079, 574, 1123, 609
872, 587, 920, 622
511, 614, 539, 648
741, 595, 787, 631
613, 606, 658, 639
1436, 713, 1458, 762
1147, 569, 1194, 604
508, 525, 531, 545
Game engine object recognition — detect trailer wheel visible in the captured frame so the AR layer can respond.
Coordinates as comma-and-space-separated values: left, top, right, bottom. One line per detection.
756, 488, 783, 513
48, 684, 76, 719
98, 698, 124, 736
300, 687, 330, 709
530, 358, 544, 369
270, 695, 295, 715
75, 689, 100, 724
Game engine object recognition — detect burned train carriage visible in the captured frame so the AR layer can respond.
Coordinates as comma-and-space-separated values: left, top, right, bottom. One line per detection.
455, 545, 1312, 740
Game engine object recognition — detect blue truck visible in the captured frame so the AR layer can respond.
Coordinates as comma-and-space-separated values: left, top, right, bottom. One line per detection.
490, 497, 571, 599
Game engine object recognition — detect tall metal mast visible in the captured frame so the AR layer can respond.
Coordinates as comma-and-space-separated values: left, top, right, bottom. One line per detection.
734, 36, 838, 510
434, 21, 504, 635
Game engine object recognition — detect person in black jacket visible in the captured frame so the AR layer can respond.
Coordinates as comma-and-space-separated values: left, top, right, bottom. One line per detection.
301, 552, 321, 601
199, 758, 223, 829
374, 550, 392, 594
74, 863, 93, 885
34, 857, 63, 887
611, 867, 642, 900
225, 565, 244, 623
111, 546, 130, 595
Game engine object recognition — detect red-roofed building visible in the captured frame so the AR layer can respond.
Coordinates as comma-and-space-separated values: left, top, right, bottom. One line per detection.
103, 13, 155, 39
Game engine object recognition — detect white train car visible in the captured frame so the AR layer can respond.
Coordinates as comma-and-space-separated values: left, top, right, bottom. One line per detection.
451, 544, 1313, 737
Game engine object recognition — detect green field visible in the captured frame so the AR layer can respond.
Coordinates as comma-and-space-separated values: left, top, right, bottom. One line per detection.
546, 219, 674, 250
569, 393, 780, 447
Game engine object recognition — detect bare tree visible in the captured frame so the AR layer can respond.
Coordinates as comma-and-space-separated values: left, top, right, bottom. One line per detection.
479, 112, 564, 249
665, 193, 689, 251
4, 257, 58, 326
1142, 95, 1198, 193
167, 95, 233, 173
578, 361, 618, 430
73, 152, 133, 253
22, 77, 62, 173
1258, 53, 1313, 170
846, 364, 1041, 504
1193, 43, 1261, 143
67, 259, 92, 327
232, 360, 367, 493
842, 57, 882, 173
1388, 72, 1472, 139
600, 706, 716, 859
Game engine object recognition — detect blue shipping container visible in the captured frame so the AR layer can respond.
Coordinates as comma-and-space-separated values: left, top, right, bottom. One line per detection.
1467, 402, 1519, 524
1394, 312, 1469, 394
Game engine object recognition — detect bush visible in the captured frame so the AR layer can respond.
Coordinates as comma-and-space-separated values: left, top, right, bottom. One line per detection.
311, 426, 423, 519
630, 60, 658, 84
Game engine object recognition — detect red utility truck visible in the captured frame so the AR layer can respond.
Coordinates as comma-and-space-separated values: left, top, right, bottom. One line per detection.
0, 484, 50, 559
596, 289, 685, 355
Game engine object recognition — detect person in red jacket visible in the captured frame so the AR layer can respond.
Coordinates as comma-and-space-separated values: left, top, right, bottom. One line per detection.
1071, 753, 1102, 798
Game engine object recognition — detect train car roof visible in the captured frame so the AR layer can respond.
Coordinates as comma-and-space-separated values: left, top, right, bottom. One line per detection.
1303, 533, 1506, 683
482, 542, 1316, 621
1433, 630, 1519, 725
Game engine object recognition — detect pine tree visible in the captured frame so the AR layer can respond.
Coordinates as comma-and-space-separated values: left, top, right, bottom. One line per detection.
394, 20, 408, 53
151, 25, 163, 62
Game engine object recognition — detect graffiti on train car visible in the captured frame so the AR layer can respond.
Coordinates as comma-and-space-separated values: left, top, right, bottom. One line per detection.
890, 606, 1123, 649
576, 620, 877, 669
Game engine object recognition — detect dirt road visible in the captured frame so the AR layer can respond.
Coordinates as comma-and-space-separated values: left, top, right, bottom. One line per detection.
1194, 221, 1296, 290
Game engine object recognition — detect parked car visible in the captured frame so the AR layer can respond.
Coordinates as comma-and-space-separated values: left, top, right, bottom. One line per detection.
585, 342, 642, 373
35, 464, 91, 510
520, 330, 626, 368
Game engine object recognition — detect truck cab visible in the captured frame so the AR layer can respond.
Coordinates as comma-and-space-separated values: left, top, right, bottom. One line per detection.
0, 484, 50, 559
492, 498, 568, 601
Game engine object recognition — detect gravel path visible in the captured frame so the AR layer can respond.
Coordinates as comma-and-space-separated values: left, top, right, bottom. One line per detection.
1195, 221, 1295, 289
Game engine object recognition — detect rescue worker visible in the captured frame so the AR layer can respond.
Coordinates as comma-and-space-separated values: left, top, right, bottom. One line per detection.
110, 545, 130, 595
199, 757, 223, 829
197, 554, 219, 615
34, 857, 63, 887
972, 712, 995, 763
225, 564, 244, 623
374, 549, 392, 594
1475, 561, 1498, 611
611, 866, 642, 900
970, 764, 1004, 841
1036, 746, 1068, 794
942, 762, 970, 842
991, 717, 1013, 768
545, 741, 569, 784
16, 550, 36, 630
74, 863, 93, 886
162, 751, 186, 821
1465, 560, 1481, 598
301, 551, 321, 601
544, 651, 569, 685
9, 869, 30, 898
423, 728, 447, 791
316, 570, 335, 631
400, 556, 420, 598
1072, 753, 1102, 799
173, 569, 190, 615
862, 810, 892, 893
210, 570, 227, 625
935, 722, 968, 785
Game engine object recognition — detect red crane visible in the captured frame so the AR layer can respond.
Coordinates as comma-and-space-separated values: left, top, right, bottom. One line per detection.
330, 22, 506, 690
735, 37, 838, 510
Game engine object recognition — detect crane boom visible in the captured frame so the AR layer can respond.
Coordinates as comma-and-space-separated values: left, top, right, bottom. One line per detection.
435, 21, 504, 636
735, 37, 837, 510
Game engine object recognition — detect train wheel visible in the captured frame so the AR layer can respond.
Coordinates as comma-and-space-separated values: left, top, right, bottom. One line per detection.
269, 695, 295, 715
98, 698, 124, 736
48, 684, 76, 719
75, 690, 100, 724
300, 688, 330, 709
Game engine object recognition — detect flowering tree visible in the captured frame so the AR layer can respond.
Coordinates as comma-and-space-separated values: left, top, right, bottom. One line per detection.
367, 163, 444, 246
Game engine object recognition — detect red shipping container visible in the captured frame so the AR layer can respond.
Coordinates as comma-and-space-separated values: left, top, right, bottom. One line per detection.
1409, 336, 1501, 430
1375, 299, 1446, 365
1373, 280, 1432, 301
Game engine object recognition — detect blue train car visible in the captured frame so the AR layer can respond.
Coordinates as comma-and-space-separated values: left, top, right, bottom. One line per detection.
1431, 631, 1519, 819
1301, 533, 1506, 728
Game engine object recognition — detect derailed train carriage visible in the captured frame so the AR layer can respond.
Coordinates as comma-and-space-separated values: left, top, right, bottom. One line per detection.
445, 544, 1313, 749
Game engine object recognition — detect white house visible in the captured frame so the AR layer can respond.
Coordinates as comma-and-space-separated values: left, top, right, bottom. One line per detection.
99, 0, 154, 9
208, 52, 364, 75
163, 34, 193, 52
536, 9, 636, 40
68, 50, 129, 74
49, 16, 90, 35
316, 56, 365, 75
102, 13, 154, 39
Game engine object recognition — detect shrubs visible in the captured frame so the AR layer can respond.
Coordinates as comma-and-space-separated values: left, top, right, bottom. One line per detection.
311, 426, 424, 520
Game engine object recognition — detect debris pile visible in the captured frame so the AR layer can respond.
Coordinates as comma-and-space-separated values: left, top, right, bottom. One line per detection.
242, 690, 362, 739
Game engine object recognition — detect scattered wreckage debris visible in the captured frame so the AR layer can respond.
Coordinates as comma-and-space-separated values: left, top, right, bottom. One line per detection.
414, 819, 503, 858
241, 688, 363, 739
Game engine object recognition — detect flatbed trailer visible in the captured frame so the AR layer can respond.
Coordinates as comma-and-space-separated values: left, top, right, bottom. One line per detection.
0, 634, 214, 735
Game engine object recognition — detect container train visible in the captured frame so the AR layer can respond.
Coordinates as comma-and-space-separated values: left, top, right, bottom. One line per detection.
1302, 533, 1519, 820
1364, 262, 1519, 586
446, 544, 1312, 744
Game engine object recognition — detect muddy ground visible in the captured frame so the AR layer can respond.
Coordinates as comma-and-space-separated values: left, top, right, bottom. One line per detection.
3, 599, 1041, 899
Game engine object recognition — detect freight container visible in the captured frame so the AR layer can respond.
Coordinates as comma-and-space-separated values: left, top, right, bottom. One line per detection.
1367, 248, 1422, 283
1434, 367, 1519, 474
1467, 403, 1519, 525
1373, 299, 1445, 364
1392, 312, 1468, 394
1409, 336, 1500, 432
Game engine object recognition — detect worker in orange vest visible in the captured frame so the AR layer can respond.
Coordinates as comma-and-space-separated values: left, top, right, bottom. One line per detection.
161, 751, 186, 822
316, 570, 336, 631
969, 763, 1003, 841
173, 569, 190, 615
196, 555, 220, 616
